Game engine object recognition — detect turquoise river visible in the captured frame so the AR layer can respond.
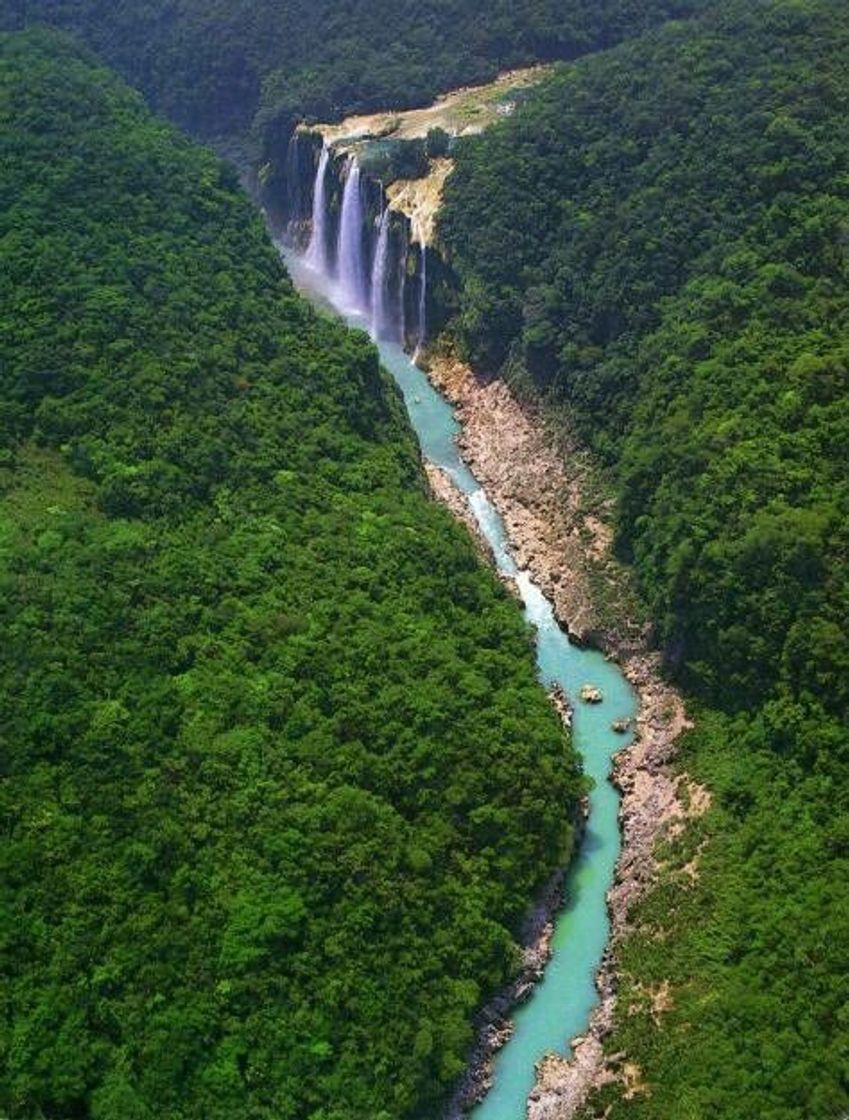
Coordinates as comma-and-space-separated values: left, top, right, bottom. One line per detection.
284, 248, 637, 1120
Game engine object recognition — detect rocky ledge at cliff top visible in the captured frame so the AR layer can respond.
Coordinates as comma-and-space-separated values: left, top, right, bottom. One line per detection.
307, 65, 551, 245
316, 65, 550, 147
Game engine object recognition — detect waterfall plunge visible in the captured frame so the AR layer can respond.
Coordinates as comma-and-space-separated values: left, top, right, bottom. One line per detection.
371, 206, 393, 340
297, 142, 414, 346
416, 243, 427, 353
284, 134, 302, 238
304, 144, 330, 273
336, 156, 369, 313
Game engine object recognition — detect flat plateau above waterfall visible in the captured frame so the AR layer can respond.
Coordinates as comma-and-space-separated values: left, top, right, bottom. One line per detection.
302, 64, 553, 244
312, 64, 552, 147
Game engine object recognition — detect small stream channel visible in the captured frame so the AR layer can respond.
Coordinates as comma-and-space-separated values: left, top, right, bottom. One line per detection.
283, 247, 637, 1120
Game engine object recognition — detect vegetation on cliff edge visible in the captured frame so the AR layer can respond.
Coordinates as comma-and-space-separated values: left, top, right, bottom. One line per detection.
438, 2, 848, 1115
0, 29, 584, 1120
3, 0, 705, 139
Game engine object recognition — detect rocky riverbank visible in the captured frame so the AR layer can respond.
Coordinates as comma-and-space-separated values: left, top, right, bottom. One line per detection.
445, 868, 564, 1119
425, 461, 493, 563
444, 685, 581, 1119
423, 350, 709, 1118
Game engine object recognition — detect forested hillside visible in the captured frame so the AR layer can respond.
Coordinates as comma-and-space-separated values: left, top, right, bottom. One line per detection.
0, 30, 585, 1120
3, 0, 703, 137
438, 2, 849, 1115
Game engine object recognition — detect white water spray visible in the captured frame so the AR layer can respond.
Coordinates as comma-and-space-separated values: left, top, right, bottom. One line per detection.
284, 134, 301, 239
399, 261, 407, 348
370, 206, 392, 340
337, 156, 368, 311
304, 144, 330, 273
417, 243, 427, 353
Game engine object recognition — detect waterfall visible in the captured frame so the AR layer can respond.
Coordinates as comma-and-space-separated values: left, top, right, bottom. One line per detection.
370, 206, 392, 340
417, 243, 427, 352
336, 156, 368, 312
304, 143, 330, 272
292, 137, 419, 346
284, 133, 301, 238
399, 260, 407, 347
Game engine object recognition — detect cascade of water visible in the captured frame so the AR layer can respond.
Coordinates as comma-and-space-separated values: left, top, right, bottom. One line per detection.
336, 156, 368, 311
370, 205, 393, 340
399, 258, 407, 348
304, 143, 330, 272
296, 146, 413, 346
416, 243, 428, 352
284, 133, 301, 238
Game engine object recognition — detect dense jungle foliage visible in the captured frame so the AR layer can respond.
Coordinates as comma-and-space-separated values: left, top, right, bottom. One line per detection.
3, 0, 703, 138
439, 1, 849, 1115
0, 30, 585, 1120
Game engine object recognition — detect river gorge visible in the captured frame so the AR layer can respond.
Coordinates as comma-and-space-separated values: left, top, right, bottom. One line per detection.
6, 12, 843, 1120
268, 110, 695, 1119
